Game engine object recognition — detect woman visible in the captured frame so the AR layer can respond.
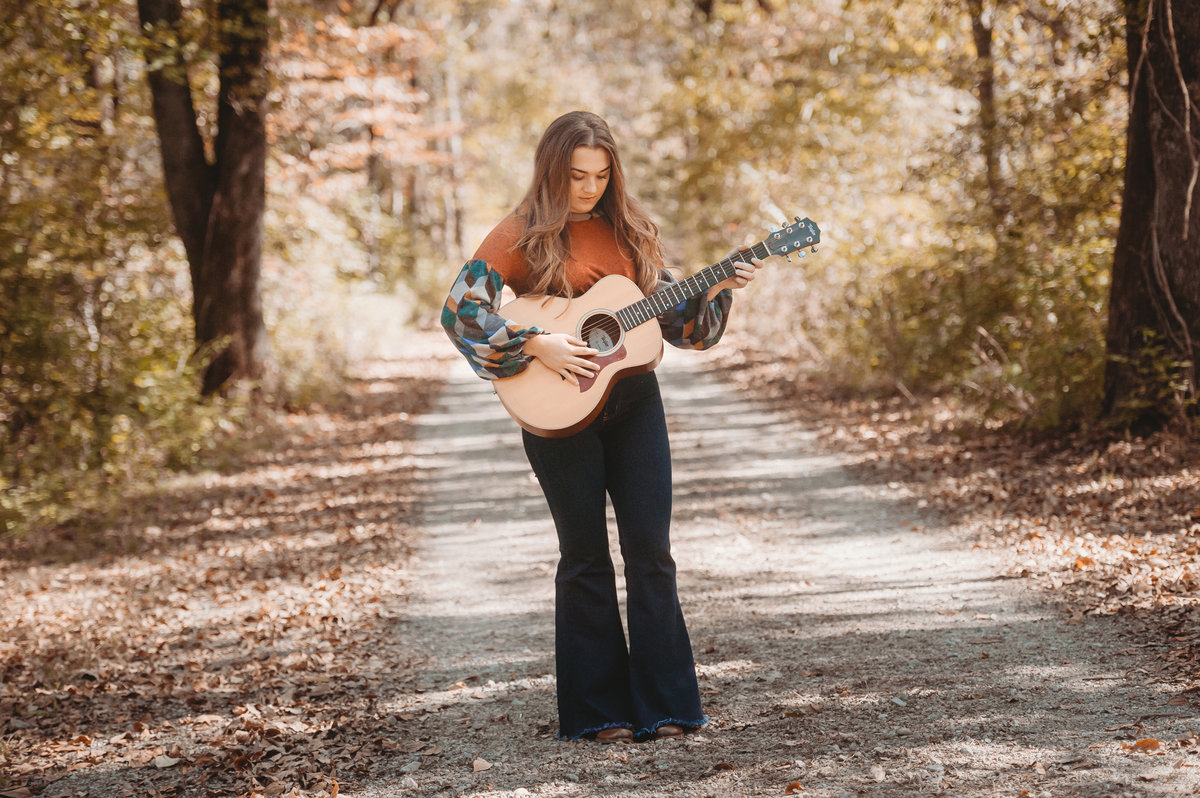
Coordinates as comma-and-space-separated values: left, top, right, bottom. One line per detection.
441, 111, 757, 742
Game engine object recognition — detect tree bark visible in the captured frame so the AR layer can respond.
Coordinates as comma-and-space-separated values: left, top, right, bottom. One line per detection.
137, 0, 270, 395
966, 0, 1007, 229
1103, 0, 1200, 425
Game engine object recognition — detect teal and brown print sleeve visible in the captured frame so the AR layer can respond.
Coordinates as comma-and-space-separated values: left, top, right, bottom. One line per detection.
442, 259, 542, 380
655, 269, 733, 350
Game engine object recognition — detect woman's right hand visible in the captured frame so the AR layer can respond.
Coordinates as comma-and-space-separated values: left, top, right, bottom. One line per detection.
524, 333, 599, 386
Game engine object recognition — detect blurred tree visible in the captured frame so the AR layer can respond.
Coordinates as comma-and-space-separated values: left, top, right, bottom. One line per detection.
1, 0, 241, 534
966, 0, 1005, 229
137, 0, 271, 395
260, 4, 445, 396
694, 0, 775, 19
751, 0, 1124, 428
1103, 0, 1200, 426
267, 5, 441, 286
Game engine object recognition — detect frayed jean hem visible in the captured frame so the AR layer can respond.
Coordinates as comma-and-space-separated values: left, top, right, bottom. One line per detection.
634, 714, 708, 740
558, 720, 633, 742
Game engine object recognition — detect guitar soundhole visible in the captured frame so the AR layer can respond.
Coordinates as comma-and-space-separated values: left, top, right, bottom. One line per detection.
579, 311, 622, 353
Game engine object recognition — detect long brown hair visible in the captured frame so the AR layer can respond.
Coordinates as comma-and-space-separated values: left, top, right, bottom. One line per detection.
516, 111, 663, 298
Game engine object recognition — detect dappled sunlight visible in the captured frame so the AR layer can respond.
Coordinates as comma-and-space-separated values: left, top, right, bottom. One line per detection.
5, 0, 1198, 795
0, 352, 451, 796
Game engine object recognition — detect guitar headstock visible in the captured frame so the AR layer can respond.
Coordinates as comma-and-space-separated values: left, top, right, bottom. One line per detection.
764, 216, 821, 261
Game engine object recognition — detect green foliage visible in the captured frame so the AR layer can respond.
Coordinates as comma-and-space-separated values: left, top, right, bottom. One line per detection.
0, 0, 1149, 537
0, 0, 247, 536
888, 0, 1123, 429
1105, 329, 1198, 430
651, 0, 1126, 430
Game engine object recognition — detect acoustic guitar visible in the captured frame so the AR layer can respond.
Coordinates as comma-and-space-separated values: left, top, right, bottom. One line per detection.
493, 216, 821, 437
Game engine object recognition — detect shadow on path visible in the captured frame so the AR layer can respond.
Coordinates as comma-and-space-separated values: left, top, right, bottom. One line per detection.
355, 349, 1200, 798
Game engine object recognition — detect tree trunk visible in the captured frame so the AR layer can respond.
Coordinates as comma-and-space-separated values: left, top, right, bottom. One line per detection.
137, 0, 270, 395
441, 45, 466, 261
966, 0, 1007, 229
1103, 0, 1200, 425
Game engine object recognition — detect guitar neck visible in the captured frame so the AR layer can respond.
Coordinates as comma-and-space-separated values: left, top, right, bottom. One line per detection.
615, 239, 773, 331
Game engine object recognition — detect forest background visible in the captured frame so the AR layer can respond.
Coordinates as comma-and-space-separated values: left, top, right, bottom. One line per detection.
0, 0, 1183, 535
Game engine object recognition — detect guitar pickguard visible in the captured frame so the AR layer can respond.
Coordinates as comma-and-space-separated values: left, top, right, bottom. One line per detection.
576, 344, 627, 393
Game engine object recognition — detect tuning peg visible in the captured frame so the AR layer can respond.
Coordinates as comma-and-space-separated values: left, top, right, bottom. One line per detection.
796, 250, 806, 258
783, 253, 791, 262
811, 246, 819, 254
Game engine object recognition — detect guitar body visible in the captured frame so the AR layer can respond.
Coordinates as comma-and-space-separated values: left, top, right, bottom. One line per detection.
486, 215, 820, 437
493, 274, 665, 438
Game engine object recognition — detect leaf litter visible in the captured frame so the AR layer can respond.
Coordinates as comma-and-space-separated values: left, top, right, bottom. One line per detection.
4, 336, 1200, 797
0, 347, 451, 798
713, 339, 1200, 692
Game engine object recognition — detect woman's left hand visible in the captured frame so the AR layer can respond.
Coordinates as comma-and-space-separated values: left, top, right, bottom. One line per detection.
708, 252, 759, 299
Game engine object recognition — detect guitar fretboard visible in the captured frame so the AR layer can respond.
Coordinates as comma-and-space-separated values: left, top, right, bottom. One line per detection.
615, 240, 773, 330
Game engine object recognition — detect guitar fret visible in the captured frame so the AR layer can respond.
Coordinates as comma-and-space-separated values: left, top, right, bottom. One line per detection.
613, 220, 820, 331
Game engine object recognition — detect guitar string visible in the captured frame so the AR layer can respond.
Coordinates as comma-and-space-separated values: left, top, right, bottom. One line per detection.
617, 240, 774, 330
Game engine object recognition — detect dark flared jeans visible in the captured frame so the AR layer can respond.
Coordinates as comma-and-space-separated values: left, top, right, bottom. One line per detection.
521, 372, 706, 740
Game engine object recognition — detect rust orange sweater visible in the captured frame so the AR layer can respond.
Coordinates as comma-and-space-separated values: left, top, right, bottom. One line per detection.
472, 213, 640, 296
442, 214, 733, 379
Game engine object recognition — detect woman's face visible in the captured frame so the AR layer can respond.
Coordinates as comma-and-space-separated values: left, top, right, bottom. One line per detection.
568, 146, 611, 214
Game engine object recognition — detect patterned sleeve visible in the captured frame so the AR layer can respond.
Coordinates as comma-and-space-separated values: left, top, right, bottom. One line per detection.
441, 259, 542, 380
655, 269, 733, 350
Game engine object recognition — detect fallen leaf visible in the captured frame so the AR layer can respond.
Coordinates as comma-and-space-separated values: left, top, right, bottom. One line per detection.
191, 714, 227, 725
472, 757, 492, 772
871, 764, 886, 782
785, 782, 805, 794
1075, 556, 1097, 570
152, 754, 181, 768
1122, 738, 1161, 753
713, 762, 735, 771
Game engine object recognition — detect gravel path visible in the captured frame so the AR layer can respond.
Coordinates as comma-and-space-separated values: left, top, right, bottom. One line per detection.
360, 347, 1200, 798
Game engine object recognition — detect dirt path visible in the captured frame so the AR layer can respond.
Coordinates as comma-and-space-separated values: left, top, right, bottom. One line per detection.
360, 347, 1200, 798
5, 338, 1197, 798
